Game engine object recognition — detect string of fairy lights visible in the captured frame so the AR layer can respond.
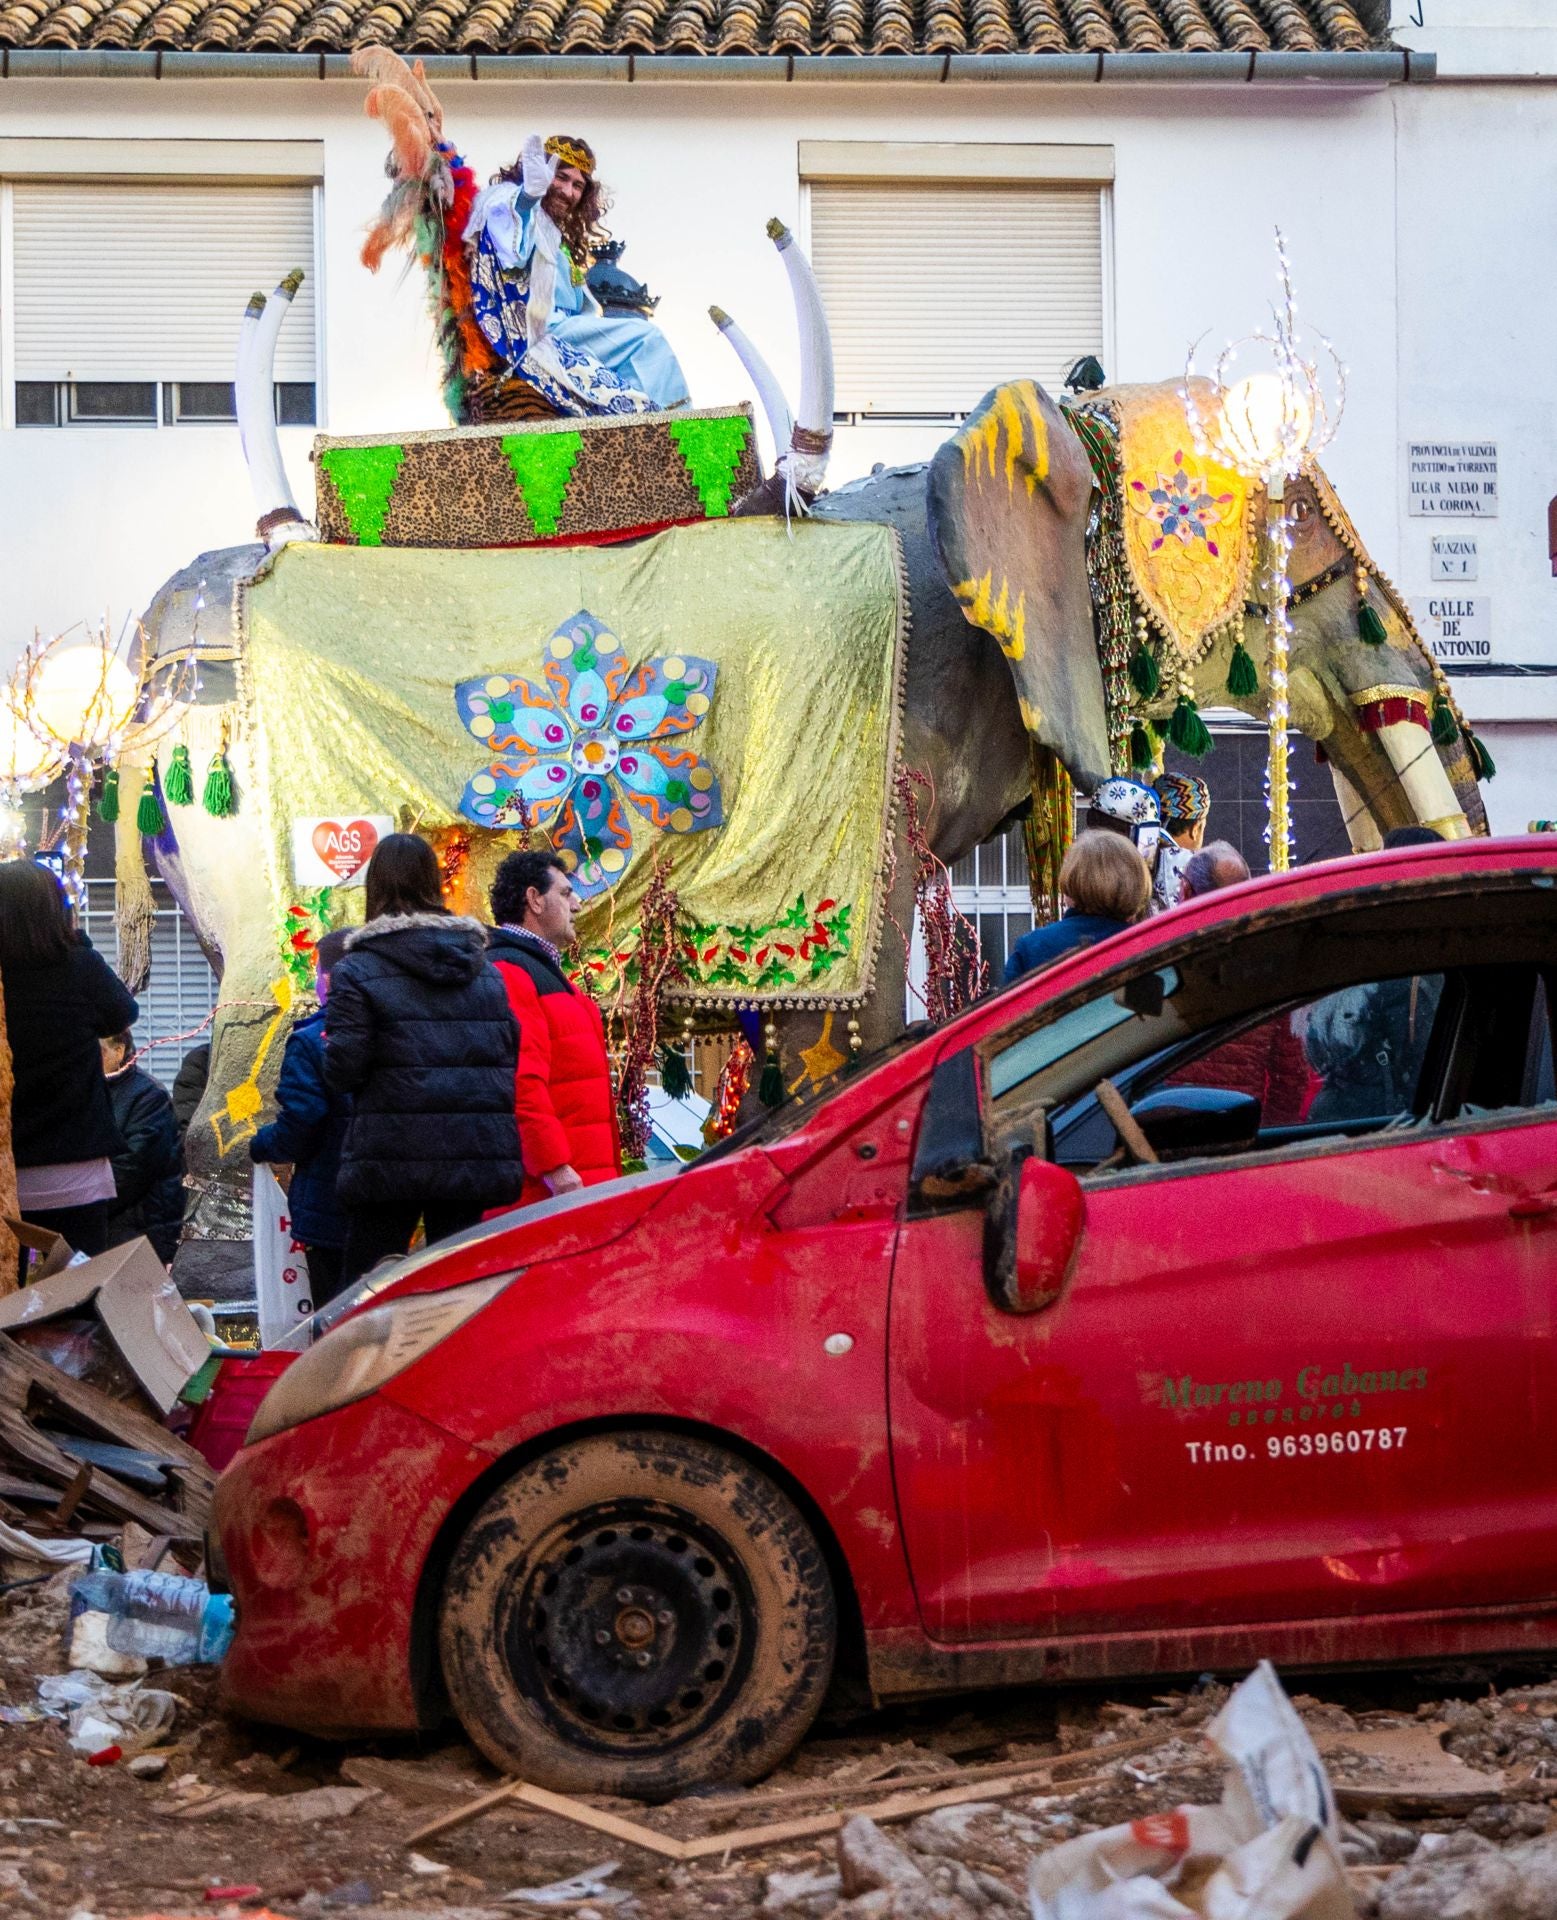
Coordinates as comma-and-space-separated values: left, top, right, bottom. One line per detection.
1183, 230, 1345, 871
0, 610, 202, 907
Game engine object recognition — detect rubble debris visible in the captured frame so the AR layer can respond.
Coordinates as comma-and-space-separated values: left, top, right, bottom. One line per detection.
1376, 1829, 1557, 1919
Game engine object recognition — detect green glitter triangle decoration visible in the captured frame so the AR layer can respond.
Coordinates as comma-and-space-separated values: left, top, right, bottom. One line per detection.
502, 431, 583, 538
668, 415, 751, 519
319, 444, 406, 547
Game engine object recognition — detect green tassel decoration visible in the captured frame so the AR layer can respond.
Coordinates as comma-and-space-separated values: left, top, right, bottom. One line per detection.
1128, 646, 1160, 700
96, 766, 119, 824
1357, 600, 1389, 648
203, 749, 236, 818
165, 742, 195, 806
758, 1050, 784, 1109
658, 1040, 691, 1100
1129, 722, 1156, 772
136, 767, 166, 838
1430, 694, 1458, 748
1226, 640, 1259, 698
1466, 730, 1497, 781
1168, 694, 1213, 758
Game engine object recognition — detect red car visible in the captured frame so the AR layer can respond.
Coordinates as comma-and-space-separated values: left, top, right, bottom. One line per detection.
216, 837, 1557, 1796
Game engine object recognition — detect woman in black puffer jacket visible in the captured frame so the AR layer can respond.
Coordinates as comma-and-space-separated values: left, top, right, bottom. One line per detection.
0, 861, 138, 1261
325, 835, 522, 1283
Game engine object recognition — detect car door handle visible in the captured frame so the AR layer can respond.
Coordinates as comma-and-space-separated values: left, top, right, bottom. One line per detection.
1510, 1188, 1557, 1220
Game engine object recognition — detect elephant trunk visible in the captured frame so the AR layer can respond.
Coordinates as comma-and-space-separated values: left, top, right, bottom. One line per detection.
236, 272, 318, 550
708, 305, 795, 464
767, 219, 834, 512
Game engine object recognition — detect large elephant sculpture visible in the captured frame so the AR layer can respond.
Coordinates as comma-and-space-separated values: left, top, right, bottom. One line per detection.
134, 267, 1486, 1255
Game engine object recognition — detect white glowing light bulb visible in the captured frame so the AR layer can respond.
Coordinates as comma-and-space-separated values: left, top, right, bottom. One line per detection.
33, 646, 140, 747
1221, 373, 1314, 479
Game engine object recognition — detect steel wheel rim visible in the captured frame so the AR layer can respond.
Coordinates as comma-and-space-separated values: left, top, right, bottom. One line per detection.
505, 1496, 756, 1755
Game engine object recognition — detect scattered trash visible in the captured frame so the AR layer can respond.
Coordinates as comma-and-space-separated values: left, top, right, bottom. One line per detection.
37, 1667, 179, 1757
1027, 1663, 1351, 1920
408, 1852, 451, 1875
500, 1861, 627, 1906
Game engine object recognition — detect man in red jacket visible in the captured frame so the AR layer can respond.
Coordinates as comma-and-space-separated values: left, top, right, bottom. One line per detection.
487, 850, 622, 1206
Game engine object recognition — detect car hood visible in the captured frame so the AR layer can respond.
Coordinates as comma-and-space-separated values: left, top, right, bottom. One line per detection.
293, 1164, 681, 1342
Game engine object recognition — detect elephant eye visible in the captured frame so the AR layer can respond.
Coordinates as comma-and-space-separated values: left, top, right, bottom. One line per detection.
1289, 494, 1315, 525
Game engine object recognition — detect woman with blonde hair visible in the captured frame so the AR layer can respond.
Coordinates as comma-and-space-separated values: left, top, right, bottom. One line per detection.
1004, 829, 1151, 982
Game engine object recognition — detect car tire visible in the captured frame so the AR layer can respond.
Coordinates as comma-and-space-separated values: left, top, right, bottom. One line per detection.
438, 1429, 838, 1797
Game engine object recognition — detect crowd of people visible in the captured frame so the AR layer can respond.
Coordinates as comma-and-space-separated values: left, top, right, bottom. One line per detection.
1, 839, 621, 1303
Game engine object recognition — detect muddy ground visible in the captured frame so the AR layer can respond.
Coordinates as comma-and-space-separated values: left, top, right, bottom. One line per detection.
5, 1571, 1557, 1919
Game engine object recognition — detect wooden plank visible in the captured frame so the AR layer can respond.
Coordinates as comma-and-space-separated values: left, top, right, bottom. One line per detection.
407, 1780, 688, 1858
408, 1751, 1141, 1861
0, 1407, 199, 1538
50, 1460, 92, 1526
0, 1333, 214, 1474
691, 1727, 1176, 1825
0, 1334, 213, 1527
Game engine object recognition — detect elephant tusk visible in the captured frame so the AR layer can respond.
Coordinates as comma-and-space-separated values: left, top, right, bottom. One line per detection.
766, 219, 835, 511
708, 305, 795, 466
235, 270, 318, 549
1371, 720, 1471, 839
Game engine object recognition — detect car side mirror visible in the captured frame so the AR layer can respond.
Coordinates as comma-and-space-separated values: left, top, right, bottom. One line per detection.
983, 1147, 1085, 1315
1129, 1086, 1261, 1161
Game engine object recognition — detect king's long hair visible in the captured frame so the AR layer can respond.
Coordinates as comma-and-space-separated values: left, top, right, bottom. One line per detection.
494, 142, 612, 275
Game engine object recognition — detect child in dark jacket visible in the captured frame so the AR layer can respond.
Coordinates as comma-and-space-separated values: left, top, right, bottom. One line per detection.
250, 930, 352, 1308
101, 1033, 185, 1265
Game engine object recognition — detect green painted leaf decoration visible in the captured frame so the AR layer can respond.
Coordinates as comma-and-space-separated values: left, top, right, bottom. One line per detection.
668, 415, 752, 519
319, 444, 406, 547
502, 431, 583, 539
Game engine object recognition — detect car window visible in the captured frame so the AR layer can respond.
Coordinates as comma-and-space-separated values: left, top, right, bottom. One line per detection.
988, 966, 1181, 1100
975, 876, 1557, 1178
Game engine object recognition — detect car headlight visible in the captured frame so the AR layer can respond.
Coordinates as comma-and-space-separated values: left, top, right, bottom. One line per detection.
246, 1273, 513, 1446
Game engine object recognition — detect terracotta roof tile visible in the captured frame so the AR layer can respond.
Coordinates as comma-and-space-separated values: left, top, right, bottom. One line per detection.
0, 0, 1391, 54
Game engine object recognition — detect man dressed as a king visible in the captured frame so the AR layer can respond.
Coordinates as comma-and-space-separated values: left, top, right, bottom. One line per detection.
465, 134, 689, 419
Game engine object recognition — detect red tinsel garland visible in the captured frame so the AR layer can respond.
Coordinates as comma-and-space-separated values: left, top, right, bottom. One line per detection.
707, 1039, 754, 1142
891, 767, 988, 1024
612, 856, 685, 1162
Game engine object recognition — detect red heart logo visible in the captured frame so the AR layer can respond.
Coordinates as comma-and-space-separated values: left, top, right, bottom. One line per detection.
312, 817, 378, 882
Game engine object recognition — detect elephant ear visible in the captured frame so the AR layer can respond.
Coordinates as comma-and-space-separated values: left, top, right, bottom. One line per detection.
928, 380, 1112, 793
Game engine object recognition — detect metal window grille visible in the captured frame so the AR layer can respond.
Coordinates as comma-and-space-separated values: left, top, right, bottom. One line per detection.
80, 878, 217, 1089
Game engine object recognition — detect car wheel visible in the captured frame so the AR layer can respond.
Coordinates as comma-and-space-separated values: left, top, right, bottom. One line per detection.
438, 1430, 838, 1797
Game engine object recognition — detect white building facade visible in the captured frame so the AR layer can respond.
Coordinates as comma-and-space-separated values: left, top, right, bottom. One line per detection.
0, 0, 1550, 842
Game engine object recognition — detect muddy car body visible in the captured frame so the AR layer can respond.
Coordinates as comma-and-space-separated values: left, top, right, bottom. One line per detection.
216, 838, 1557, 1795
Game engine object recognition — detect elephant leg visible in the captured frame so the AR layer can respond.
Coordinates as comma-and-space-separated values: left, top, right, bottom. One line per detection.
1326, 763, 1383, 853
1370, 720, 1472, 839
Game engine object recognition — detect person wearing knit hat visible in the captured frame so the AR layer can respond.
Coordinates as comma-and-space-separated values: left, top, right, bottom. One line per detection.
1152, 772, 1211, 911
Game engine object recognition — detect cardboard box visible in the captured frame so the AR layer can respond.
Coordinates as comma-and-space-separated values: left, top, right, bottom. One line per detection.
0, 1231, 209, 1414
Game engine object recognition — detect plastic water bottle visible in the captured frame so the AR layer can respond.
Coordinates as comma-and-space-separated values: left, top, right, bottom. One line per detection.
70, 1569, 236, 1665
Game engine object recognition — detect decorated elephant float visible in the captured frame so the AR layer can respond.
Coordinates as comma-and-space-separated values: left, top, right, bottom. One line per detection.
125, 57, 1489, 1255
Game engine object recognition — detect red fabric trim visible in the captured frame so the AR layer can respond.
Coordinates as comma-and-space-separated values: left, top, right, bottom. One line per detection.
1357, 696, 1429, 734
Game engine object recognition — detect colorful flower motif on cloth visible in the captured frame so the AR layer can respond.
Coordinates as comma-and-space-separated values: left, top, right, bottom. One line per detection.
1130, 454, 1232, 556
455, 611, 724, 899
569, 895, 853, 1000
1111, 380, 1255, 656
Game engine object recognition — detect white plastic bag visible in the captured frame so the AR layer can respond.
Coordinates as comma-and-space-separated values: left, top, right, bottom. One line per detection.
1028, 1664, 1352, 1920
253, 1164, 315, 1348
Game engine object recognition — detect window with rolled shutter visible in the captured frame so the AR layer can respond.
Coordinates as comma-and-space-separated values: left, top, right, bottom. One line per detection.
807, 180, 1104, 420
82, 878, 217, 1091
10, 180, 317, 383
